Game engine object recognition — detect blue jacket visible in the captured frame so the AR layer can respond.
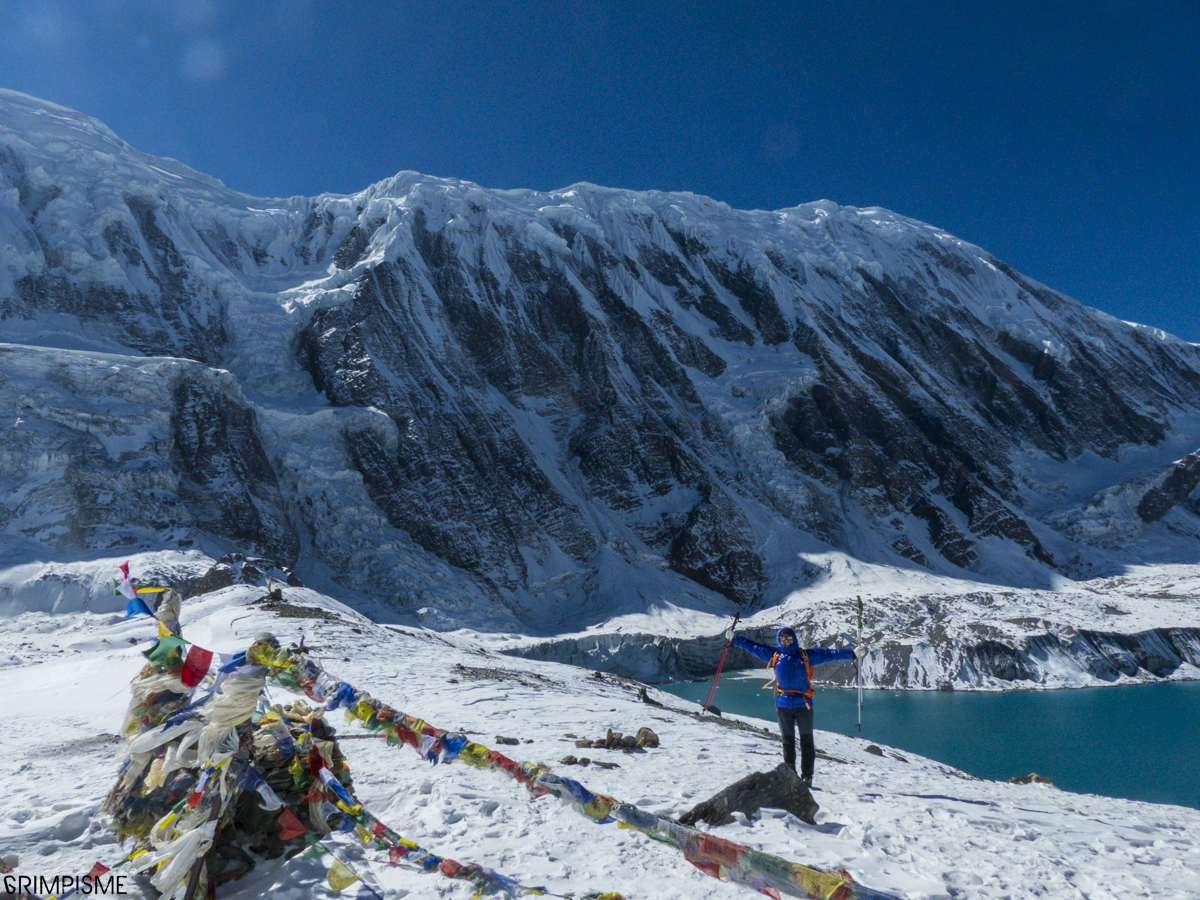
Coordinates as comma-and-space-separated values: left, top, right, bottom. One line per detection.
733, 628, 854, 709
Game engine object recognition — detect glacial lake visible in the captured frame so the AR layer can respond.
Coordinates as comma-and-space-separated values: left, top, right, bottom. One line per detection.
657, 671, 1200, 810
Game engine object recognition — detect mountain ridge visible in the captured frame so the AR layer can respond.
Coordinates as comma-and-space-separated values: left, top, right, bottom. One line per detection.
4, 90, 1200, 685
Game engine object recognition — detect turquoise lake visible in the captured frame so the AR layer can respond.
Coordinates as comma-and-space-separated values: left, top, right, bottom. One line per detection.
657, 671, 1200, 810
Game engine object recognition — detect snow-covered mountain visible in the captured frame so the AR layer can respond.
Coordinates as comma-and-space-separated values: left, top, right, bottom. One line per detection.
4, 89, 1200, 687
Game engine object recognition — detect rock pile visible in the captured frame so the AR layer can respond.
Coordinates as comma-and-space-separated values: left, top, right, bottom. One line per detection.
573, 727, 660, 753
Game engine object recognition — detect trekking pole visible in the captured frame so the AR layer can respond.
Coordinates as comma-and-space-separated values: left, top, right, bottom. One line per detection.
854, 600, 864, 734
702, 612, 740, 716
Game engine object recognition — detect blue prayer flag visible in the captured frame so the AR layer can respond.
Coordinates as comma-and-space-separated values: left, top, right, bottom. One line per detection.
124, 595, 155, 618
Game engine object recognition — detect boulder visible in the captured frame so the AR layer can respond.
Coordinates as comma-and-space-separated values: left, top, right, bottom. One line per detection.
679, 764, 819, 827
635, 727, 659, 749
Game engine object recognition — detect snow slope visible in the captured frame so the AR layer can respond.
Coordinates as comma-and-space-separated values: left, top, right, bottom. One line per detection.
2, 555, 1199, 900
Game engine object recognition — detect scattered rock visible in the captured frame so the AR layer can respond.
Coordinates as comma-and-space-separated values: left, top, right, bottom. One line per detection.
559, 756, 607, 769
189, 554, 297, 598
1008, 773, 1054, 785
635, 727, 659, 749
568, 726, 662, 752
638, 687, 664, 707
495, 736, 520, 745
680, 763, 819, 827
865, 745, 884, 756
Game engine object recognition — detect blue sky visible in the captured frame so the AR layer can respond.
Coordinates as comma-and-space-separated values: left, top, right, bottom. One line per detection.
3, 0, 1197, 341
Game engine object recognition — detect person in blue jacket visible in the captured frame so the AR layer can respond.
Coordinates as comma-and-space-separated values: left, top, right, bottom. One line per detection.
729, 625, 867, 786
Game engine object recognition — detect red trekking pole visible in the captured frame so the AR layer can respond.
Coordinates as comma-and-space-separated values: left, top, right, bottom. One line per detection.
703, 612, 740, 716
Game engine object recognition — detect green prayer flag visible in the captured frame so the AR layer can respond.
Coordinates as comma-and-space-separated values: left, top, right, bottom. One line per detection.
144, 634, 187, 665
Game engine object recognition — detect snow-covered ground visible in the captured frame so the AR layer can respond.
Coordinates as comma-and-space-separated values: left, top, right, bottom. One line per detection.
3, 555, 1199, 899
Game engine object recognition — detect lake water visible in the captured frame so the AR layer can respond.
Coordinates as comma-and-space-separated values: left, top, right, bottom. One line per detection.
657, 670, 1200, 809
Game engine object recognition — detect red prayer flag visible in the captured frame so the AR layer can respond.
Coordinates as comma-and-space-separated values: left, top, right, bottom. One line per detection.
278, 808, 307, 841
180, 645, 214, 688
84, 862, 111, 883
119, 561, 130, 580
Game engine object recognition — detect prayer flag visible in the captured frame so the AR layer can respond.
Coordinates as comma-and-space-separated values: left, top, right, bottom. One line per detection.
84, 862, 111, 883
119, 561, 130, 580
187, 768, 212, 807
278, 808, 307, 841
211, 651, 246, 692
256, 780, 284, 811
144, 634, 187, 665
327, 858, 359, 894
180, 646, 214, 688
124, 595, 154, 618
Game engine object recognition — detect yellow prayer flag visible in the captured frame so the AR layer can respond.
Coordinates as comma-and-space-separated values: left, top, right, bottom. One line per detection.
326, 858, 360, 894
353, 699, 375, 722
459, 743, 491, 767
792, 863, 849, 898
583, 796, 615, 821
157, 621, 170, 639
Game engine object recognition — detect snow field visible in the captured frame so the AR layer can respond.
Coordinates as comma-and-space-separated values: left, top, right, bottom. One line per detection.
3, 566, 1200, 899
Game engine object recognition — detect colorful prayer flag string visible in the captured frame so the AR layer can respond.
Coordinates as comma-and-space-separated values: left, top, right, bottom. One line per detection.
264, 649, 903, 900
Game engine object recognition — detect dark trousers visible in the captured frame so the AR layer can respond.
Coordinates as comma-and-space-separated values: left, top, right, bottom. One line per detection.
776, 706, 816, 779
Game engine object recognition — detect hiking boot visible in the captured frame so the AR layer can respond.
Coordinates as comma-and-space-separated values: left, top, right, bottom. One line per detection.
800, 776, 813, 788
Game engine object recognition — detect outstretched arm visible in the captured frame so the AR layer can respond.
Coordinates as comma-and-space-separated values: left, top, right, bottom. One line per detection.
806, 647, 855, 666
732, 635, 775, 663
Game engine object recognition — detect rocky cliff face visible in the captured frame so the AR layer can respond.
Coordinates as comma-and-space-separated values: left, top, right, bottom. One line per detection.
4, 89, 1200, 649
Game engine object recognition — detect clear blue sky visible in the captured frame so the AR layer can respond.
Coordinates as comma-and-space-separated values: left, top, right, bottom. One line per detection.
3, 1, 1197, 341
